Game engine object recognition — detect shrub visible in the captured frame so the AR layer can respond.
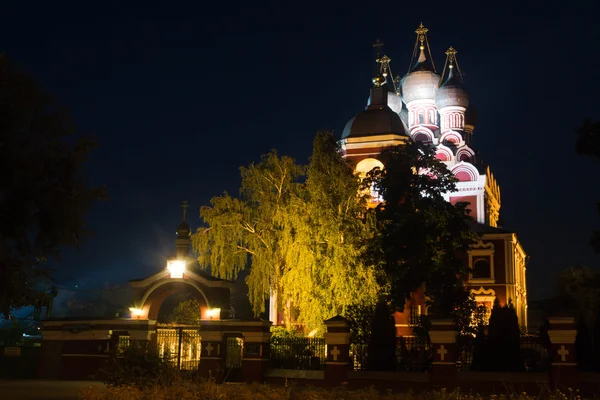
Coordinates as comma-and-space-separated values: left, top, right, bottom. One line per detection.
101, 341, 178, 388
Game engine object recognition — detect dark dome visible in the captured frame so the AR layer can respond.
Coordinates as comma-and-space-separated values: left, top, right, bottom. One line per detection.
342, 107, 407, 139
343, 86, 408, 139
177, 221, 191, 236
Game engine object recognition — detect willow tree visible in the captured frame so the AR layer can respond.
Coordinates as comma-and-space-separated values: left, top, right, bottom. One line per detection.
193, 132, 379, 331
280, 132, 379, 330
193, 152, 304, 319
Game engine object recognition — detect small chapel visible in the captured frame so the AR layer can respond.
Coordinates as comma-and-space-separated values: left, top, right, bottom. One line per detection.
339, 24, 528, 334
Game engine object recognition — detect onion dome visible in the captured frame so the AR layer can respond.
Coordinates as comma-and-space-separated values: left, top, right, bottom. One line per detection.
400, 25, 440, 104
435, 47, 469, 109
177, 221, 191, 237
343, 85, 408, 139
367, 91, 402, 114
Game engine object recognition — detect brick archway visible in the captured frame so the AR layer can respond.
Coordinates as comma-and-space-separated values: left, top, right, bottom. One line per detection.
129, 265, 233, 321
143, 280, 210, 321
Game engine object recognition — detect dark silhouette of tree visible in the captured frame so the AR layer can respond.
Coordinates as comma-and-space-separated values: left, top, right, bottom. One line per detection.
0, 55, 106, 318
364, 141, 478, 317
485, 299, 522, 371
367, 300, 397, 371
576, 119, 600, 253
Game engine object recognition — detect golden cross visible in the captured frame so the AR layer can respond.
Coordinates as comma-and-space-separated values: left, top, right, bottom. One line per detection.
415, 22, 428, 43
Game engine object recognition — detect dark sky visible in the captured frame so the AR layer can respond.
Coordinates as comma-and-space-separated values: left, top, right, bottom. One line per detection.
1, 2, 599, 302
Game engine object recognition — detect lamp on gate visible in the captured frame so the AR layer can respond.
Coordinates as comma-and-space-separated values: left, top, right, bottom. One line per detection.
167, 259, 186, 278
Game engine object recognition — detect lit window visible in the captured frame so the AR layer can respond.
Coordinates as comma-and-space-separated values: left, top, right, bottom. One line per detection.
409, 305, 421, 326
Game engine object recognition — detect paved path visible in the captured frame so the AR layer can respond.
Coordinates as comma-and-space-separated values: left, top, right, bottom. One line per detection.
0, 380, 104, 399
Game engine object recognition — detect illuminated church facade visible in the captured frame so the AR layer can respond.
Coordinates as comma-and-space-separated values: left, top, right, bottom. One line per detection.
340, 24, 528, 332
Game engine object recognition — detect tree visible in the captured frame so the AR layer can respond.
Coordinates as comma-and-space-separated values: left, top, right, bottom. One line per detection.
485, 299, 522, 371
193, 150, 304, 322
193, 132, 378, 331
167, 299, 202, 325
280, 131, 379, 330
0, 55, 105, 318
576, 119, 600, 253
365, 141, 478, 317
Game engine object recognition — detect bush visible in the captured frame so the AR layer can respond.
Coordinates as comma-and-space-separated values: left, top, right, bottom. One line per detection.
101, 342, 179, 388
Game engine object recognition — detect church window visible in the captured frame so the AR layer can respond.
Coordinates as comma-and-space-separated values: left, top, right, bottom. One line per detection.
414, 133, 429, 143
428, 110, 435, 124
418, 111, 424, 124
472, 258, 491, 279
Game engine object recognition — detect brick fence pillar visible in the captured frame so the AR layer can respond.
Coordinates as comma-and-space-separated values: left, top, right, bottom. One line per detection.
198, 322, 224, 380
241, 320, 272, 383
324, 315, 350, 386
428, 318, 457, 387
548, 317, 578, 390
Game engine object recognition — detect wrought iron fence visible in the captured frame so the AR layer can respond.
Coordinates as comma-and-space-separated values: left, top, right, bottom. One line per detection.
396, 336, 432, 372
350, 336, 432, 372
456, 333, 550, 372
270, 336, 325, 370
156, 327, 202, 370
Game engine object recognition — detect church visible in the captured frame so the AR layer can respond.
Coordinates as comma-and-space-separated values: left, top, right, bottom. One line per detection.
339, 24, 528, 334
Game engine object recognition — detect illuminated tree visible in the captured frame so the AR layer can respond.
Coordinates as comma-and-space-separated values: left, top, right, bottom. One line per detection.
0, 55, 106, 318
280, 131, 379, 330
193, 132, 378, 330
365, 141, 478, 317
167, 299, 202, 325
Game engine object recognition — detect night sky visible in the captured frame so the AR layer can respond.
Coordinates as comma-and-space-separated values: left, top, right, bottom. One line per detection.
1, 2, 599, 305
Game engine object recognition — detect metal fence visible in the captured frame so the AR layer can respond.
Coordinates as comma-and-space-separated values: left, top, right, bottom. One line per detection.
456, 333, 550, 372
156, 327, 202, 370
350, 336, 432, 372
270, 336, 325, 370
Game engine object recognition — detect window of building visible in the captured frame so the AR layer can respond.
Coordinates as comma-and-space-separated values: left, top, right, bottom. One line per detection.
409, 305, 421, 326
418, 112, 424, 124
472, 258, 491, 279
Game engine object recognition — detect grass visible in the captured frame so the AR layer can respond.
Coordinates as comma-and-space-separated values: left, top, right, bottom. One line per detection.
79, 381, 589, 400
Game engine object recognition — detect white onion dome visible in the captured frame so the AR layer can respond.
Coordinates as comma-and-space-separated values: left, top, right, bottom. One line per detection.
343, 85, 408, 139
435, 65, 469, 109
400, 47, 440, 104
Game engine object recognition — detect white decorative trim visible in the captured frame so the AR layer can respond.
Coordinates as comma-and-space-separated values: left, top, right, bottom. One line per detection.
325, 332, 350, 344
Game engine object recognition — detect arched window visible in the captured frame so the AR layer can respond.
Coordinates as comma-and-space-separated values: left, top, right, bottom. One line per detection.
472, 258, 491, 279
428, 110, 435, 124
418, 112, 424, 124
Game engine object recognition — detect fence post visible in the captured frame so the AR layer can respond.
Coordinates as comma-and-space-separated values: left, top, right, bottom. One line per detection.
324, 315, 350, 386
199, 321, 224, 380
428, 318, 457, 388
547, 316, 578, 390
241, 320, 272, 383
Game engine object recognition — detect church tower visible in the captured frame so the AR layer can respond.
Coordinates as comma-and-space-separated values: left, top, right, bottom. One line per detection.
339, 24, 528, 328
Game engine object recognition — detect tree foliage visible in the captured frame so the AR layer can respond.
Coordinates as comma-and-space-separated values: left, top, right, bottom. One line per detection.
193, 132, 378, 331
167, 299, 202, 325
365, 142, 478, 316
576, 119, 600, 253
0, 55, 106, 318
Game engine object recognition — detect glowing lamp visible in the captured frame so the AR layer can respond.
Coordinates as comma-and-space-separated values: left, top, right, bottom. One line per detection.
167, 259, 186, 278
129, 307, 144, 317
205, 308, 221, 320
